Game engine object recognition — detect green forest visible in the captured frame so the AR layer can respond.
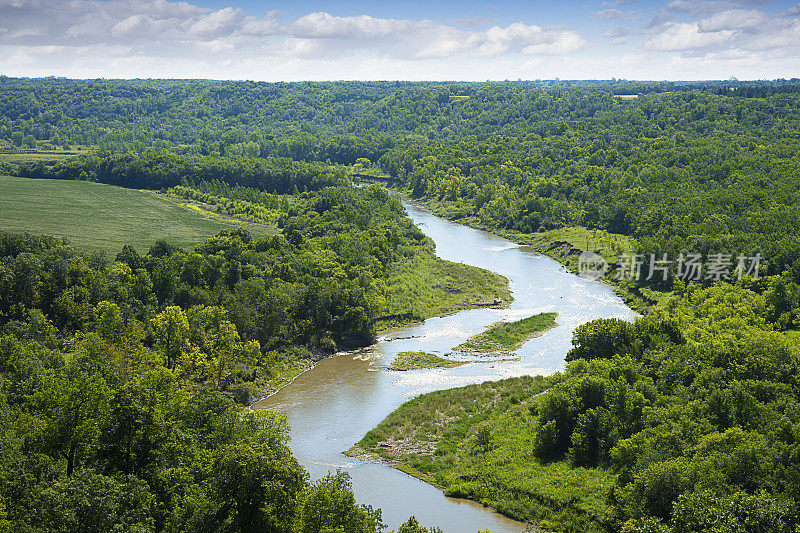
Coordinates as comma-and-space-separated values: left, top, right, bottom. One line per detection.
0, 182, 503, 532
3, 76, 800, 531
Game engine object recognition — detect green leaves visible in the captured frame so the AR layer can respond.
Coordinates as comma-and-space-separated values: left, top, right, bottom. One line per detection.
28, 356, 112, 476
151, 306, 189, 370
298, 472, 384, 533
27, 470, 156, 533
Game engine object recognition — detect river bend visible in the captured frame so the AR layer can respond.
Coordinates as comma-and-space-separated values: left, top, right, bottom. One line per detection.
258, 201, 636, 532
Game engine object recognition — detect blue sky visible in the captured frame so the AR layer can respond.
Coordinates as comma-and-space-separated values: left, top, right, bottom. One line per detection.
1, 0, 799, 80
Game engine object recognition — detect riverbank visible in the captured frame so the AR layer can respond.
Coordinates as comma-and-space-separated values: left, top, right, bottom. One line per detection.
259, 196, 636, 532
245, 252, 513, 403
396, 193, 664, 313
376, 252, 513, 330
345, 375, 614, 532
339, 194, 632, 531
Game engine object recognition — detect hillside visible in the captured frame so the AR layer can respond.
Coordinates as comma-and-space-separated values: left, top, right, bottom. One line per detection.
0, 175, 276, 254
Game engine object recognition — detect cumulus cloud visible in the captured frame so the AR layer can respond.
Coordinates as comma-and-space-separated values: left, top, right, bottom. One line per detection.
280, 13, 471, 59
0, 0, 279, 50
594, 8, 625, 19
644, 5, 797, 57
645, 21, 735, 51
604, 27, 629, 38
4, 0, 797, 81
665, 0, 770, 16
0, 1, 592, 79
282, 14, 584, 60
603, 27, 630, 45
289, 12, 420, 39
698, 9, 768, 32
478, 22, 585, 57
746, 18, 800, 51
594, 7, 641, 21
0, 1, 588, 66
522, 31, 586, 55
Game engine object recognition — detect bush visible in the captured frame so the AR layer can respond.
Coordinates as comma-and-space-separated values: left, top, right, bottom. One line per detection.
629, 458, 694, 521
671, 491, 791, 533
570, 407, 618, 468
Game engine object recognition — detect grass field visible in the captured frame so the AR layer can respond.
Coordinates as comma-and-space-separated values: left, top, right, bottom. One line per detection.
388, 351, 466, 370
0, 176, 276, 255
0, 149, 89, 164
347, 375, 614, 531
455, 312, 558, 354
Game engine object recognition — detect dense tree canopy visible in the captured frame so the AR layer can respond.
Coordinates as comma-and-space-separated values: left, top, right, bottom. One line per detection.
5, 77, 800, 532
0, 182, 429, 531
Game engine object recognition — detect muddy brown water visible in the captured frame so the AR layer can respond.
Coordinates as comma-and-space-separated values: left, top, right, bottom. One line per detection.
257, 200, 636, 532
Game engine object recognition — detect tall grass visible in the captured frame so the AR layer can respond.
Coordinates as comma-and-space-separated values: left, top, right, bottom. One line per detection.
348, 375, 614, 532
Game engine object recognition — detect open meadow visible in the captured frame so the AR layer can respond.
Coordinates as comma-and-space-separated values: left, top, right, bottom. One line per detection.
0, 175, 276, 255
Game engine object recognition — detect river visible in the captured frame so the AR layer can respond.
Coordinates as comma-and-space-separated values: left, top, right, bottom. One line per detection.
257, 200, 636, 532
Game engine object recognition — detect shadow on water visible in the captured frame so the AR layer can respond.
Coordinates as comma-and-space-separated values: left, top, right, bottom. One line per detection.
257, 200, 636, 532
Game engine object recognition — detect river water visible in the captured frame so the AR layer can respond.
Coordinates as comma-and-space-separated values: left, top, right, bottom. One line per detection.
257, 201, 636, 532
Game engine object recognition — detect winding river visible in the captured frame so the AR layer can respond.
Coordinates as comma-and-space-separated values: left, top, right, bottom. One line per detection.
257, 200, 636, 532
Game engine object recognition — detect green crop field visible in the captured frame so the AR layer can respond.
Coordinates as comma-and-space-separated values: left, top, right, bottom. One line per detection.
0, 149, 89, 164
0, 175, 276, 255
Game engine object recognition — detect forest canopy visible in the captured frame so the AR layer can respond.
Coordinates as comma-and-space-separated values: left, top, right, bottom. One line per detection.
4, 77, 800, 532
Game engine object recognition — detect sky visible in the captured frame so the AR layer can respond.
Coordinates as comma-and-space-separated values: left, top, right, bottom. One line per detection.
1, 0, 799, 81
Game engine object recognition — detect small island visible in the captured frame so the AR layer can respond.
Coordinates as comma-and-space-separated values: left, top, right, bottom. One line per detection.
455, 312, 558, 354
388, 351, 466, 370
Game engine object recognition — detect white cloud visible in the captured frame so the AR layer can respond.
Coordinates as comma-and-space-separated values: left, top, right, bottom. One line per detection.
523, 32, 586, 55
281, 12, 475, 60
698, 10, 768, 32
280, 37, 320, 57
645, 22, 736, 51
594, 8, 625, 20
9, 0, 798, 81
594, 8, 641, 21
417, 39, 473, 58
281, 16, 585, 60
187, 7, 240, 37
666, 48, 765, 73
240, 14, 280, 37
0, 1, 590, 64
0, 0, 278, 47
478, 23, 585, 57
603, 27, 629, 45
666, 0, 770, 16
643, 3, 799, 60
604, 27, 629, 38
747, 19, 800, 51
289, 12, 423, 39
